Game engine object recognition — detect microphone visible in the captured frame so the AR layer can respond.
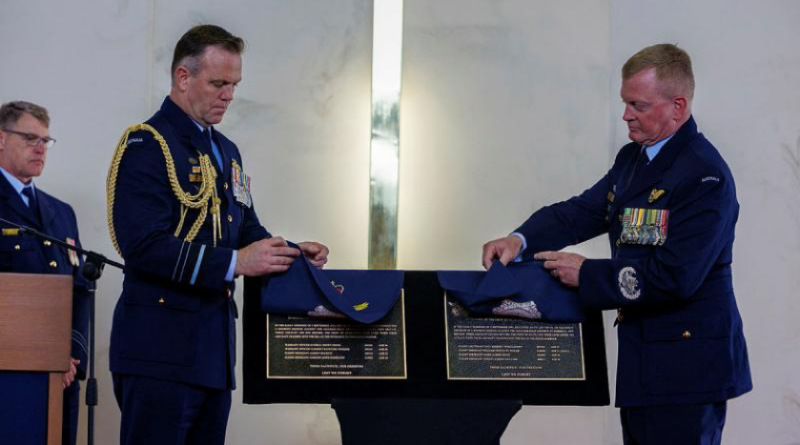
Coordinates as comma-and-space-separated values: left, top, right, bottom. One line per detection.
0, 216, 124, 277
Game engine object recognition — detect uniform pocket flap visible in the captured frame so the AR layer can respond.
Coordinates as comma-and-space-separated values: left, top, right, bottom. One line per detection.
643, 317, 730, 342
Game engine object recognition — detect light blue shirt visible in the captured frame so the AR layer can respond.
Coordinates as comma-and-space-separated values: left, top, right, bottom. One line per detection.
643, 134, 673, 162
511, 133, 674, 258
0, 165, 35, 206
189, 121, 237, 282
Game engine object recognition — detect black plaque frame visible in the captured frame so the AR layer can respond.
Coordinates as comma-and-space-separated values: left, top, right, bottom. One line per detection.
243, 271, 609, 406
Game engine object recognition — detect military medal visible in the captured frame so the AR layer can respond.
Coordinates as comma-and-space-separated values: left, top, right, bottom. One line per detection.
66, 238, 80, 267
231, 159, 252, 208
619, 207, 669, 246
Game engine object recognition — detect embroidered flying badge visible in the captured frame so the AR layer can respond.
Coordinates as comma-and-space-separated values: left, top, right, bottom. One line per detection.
647, 189, 667, 204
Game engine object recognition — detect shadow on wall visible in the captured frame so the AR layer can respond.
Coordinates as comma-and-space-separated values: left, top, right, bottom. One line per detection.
783, 135, 800, 224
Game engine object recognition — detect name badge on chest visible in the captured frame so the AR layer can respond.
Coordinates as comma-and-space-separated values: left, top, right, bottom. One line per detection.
231, 159, 252, 208
619, 207, 669, 246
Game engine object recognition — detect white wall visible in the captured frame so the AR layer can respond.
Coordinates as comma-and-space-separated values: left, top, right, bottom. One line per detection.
1, 1, 798, 444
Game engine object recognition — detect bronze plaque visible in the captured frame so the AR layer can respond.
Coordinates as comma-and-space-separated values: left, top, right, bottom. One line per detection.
445, 295, 585, 380
267, 295, 407, 379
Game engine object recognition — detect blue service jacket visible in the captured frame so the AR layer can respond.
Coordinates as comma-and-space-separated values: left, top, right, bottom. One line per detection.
0, 175, 90, 378
515, 116, 752, 407
109, 97, 270, 390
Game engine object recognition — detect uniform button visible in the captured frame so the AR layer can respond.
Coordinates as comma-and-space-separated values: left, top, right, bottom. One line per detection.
158, 297, 165, 304
224, 182, 229, 190
43, 240, 52, 246
49, 260, 58, 268
14, 244, 21, 250
618, 215, 623, 222
616, 239, 621, 247
616, 310, 624, 323
227, 289, 232, 299
227, 215, 233, 223
682, 330, 692, 339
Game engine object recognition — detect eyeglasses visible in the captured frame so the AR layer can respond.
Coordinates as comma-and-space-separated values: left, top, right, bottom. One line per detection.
2, 128, 56, 149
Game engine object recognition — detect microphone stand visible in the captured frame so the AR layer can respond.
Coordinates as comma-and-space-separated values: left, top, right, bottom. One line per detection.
0, 217, 122, 445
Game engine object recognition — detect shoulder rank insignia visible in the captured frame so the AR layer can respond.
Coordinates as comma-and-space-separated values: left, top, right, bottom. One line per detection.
231, 159, 252, 208
648, 189, 667, 203
66, 238, 80, 267
620, 207, 669, 246
607, 191, 615, 203
2, 228, 20, 236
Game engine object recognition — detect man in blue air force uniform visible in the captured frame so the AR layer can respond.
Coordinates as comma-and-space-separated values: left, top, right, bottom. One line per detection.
0, 101, 89, 445
107, 25, 328, 444
483, 44, 751, 444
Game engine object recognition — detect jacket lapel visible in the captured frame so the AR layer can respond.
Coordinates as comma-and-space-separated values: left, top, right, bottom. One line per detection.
618, 116, 699, 204
210, 127, 231, 181
0, 174, 39, 227
36, 190, 57, 231
161, 97, 217, 170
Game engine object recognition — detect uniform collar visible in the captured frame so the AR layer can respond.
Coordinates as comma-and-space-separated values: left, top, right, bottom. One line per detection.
160, 96, 205, 139
618, 116, 699, 203
0, 166, 52, 228
643, 134, 673, 161
158, 96, 229, 179
0, 165, 34, 197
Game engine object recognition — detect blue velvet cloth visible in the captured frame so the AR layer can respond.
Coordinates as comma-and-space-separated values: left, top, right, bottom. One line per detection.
437, 261, 586, 322
261, 243, 404, 324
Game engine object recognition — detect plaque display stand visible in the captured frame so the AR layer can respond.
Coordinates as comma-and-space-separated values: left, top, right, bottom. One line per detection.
333, 398, 521, 445
244, 271, 609, 442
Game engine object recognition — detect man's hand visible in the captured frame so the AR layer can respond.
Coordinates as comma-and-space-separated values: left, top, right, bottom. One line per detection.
535, 251, 586, 287
62, 358, 80, 389
298, 241, 329, 268
482, 235, 523, 270
235, 237, 300, 276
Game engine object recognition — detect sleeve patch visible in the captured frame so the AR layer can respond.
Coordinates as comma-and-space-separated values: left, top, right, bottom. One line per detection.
618, 266, 641, 300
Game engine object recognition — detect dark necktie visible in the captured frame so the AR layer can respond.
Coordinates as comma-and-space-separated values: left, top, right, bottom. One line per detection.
22, 186, 41, 225
204, 127, 224, 170
624, 147, 647, 190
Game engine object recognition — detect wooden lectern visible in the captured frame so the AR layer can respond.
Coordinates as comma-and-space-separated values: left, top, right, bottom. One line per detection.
0, 273, 72, 445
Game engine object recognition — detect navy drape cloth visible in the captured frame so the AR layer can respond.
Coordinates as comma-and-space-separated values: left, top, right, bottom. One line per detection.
438, 261, 586, 322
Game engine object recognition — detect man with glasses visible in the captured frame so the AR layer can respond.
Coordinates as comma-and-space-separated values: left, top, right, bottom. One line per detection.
0, 100, 89, 445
